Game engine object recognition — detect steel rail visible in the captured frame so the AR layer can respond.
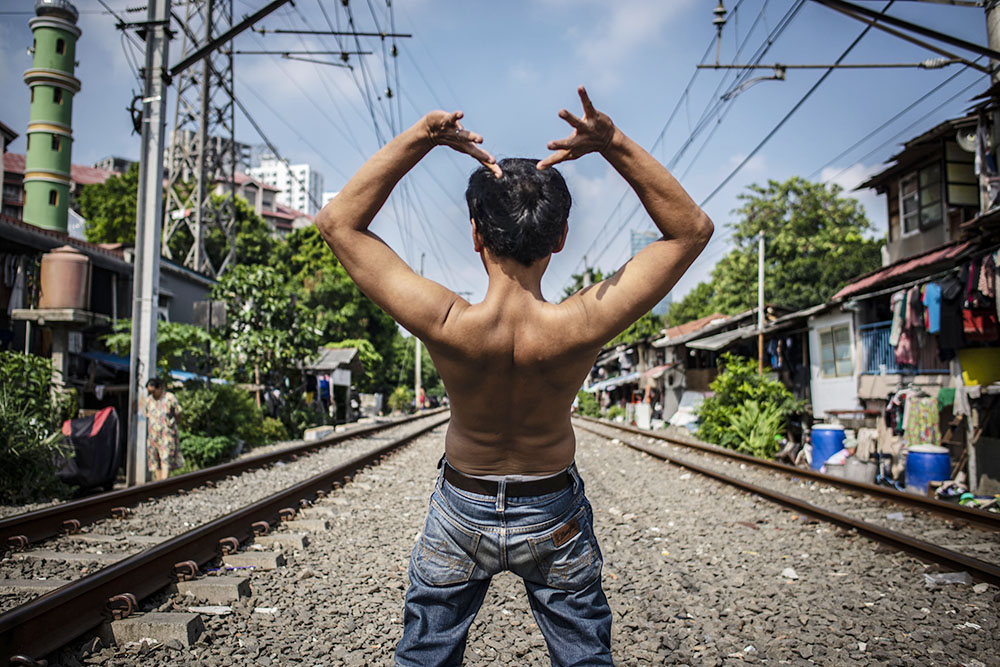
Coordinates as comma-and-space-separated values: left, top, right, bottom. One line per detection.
0, 409, 448, 548
0, 414, 450, 662
574, 421, 1000, 587
575, 416, 1000, 530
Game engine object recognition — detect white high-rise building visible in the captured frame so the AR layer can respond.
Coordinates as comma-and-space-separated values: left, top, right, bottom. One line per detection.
248, 156, 324, 216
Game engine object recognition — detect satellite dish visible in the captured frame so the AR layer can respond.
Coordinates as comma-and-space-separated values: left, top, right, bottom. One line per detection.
956, 128, 977, 153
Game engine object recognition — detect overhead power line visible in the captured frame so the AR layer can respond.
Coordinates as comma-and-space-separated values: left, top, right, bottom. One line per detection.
698, 1, 897, 208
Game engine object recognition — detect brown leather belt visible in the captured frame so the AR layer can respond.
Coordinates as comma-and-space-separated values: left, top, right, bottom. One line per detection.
444, 464, 572, 497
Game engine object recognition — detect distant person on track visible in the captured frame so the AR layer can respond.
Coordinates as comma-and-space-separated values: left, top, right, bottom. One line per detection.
316, 86, 713, 666
142, 377, 183, 481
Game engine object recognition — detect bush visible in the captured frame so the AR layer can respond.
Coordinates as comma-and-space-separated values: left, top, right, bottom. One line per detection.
178, 431, 236, 469
726, 399, 785, 458
0, 352, 73, 503
261, 416, 288, 443
278, 393, 327, 439
575, 391, 600, 418
388, 386, 414, 414
696, 353, 802, 457
606, 405, 626, 421
176, 382, 265, 446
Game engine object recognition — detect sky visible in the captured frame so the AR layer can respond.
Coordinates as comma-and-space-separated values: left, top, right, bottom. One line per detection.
0, 0, 990, 306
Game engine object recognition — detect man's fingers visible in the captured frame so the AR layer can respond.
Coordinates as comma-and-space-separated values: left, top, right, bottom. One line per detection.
578, 86, 597, 117
558, 109, 585, 129
537, 150, 569, 170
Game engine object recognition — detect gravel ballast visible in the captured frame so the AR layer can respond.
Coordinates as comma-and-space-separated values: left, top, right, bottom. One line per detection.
56, 424, 999, 666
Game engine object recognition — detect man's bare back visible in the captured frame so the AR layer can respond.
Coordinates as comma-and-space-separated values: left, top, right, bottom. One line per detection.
316, 87, 712, 478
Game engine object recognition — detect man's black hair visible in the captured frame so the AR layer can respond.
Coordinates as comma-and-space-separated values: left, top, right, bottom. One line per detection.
146, 377, 164, 390
466, 158, 571, 266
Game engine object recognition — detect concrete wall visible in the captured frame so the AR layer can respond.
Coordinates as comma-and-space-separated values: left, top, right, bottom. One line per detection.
808, 310, 861, 419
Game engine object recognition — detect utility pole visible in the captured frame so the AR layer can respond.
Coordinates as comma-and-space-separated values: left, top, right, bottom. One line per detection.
757, 231, 765, 376
414, 253, 425, 409
986, 1, 1000, 81
126, 0, 171, 486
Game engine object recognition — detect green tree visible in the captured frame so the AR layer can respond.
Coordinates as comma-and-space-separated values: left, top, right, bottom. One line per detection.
712, 177, 882, 314
166, 194, 277, 270
102, 319, 211, 377
667, 281, 718, 327
211, 265, 319, 384
276, 227, 400, 391
78, 163, 139, 244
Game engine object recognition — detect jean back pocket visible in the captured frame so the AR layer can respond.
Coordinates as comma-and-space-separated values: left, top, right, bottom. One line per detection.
412, 500, 481, 586
528, 505, 602, 591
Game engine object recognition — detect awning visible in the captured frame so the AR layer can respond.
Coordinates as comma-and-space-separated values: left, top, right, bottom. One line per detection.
78, 351, 130, 372
642, 363, 676, 379
832, 240, 972, 300
584, 370, 640, 393
686, 325, 758, 351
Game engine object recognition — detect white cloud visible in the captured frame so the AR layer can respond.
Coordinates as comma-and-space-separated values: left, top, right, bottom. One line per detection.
509, 60, 541, 84
820, 163, 888, 237
568, 0, 698, 88
725, 152, 767, 175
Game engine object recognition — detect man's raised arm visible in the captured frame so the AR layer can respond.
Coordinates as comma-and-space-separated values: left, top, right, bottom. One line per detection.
315, 111, 500, 340
540, 87, 714, 346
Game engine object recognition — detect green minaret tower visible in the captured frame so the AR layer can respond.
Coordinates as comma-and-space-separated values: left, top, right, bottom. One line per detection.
23, 0, 81, 233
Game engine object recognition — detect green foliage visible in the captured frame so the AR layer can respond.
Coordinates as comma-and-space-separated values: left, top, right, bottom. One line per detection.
176, 383, 265, 447
669, 177, 882, 326
79, 163, 139, 244
278, 394, 327, 439
696, 353, 802, 457
388, 385, 414, 413
326, 339, 382, 392
103, 319, 210, 377
276, 227, 399, 391
561, 267, 605, 301
212, 265, 319, 385
575, 391, 601, 418
667, 281, 719, 327
606, 405, 626, 421
261, 417, 288, 443
178, 431, 236, 469
726, 400, 785, 458
610, 311, 664, 346
0, 352, 72, 503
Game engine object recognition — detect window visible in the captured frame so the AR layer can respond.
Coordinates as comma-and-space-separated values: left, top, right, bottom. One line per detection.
899, 163, 942, 236
30, 87, 34, 103
56, 38, 65, 54
26, 134, 30, 150
51, 135, 61, 152
820, 324, 853, 378
48, 189, 58, 206
53, 88, 63, 104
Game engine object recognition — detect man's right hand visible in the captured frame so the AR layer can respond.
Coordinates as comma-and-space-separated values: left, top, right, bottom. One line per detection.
537, 87, 616, 170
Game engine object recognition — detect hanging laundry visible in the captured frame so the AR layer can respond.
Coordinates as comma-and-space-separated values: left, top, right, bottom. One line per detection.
906, 284, 924, 331
938, 275, 965, 356
902, 393, 940, 449
922, 282, 941, 334
980, 252, 996, 300
889, 289, 906, 347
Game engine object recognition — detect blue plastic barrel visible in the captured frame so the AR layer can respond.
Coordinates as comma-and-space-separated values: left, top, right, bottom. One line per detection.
905, 445, 951, 494
811, 424, 845, 470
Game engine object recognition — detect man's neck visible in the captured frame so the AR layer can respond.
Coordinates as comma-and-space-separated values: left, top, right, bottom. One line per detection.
482, 253, 550, 304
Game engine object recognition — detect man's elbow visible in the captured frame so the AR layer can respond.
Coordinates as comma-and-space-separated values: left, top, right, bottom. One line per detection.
314, 205, 343, 244
693, 211, 714, 248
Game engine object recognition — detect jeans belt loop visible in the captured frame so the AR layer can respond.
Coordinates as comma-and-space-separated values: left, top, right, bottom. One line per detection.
496, 478, 506, 513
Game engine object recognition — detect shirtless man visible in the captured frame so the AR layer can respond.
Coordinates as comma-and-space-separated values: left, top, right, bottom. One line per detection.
316, 87, 712, 666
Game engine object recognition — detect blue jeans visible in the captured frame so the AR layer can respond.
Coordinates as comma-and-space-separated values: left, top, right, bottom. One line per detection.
395, 461, 613, 666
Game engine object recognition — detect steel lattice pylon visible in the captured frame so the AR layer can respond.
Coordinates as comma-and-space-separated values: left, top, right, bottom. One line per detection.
163, 0, 247, 277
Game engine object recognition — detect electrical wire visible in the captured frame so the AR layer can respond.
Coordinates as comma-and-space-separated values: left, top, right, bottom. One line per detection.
697, 0, 898, 208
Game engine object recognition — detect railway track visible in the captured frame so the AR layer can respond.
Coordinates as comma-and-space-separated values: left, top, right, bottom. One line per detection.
0, 411, 450, 664
574, 416, 1000, 587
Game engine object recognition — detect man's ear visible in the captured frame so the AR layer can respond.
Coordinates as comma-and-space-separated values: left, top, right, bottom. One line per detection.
471, 219, 484, 253
552, 223, 569, 253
